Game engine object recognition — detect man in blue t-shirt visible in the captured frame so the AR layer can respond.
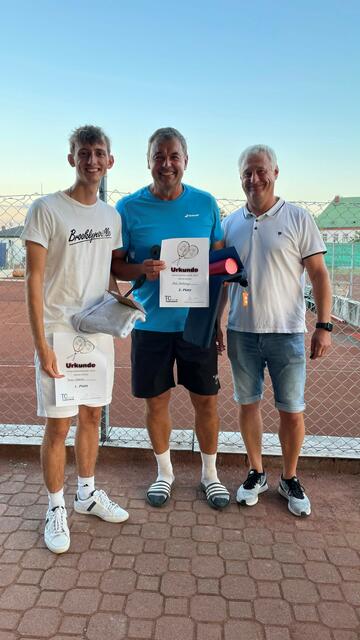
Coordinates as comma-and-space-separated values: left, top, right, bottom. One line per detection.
111, 127, 230, 510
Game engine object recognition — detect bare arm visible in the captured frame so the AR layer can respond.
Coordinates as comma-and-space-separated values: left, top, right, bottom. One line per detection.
303, 253, 332, 360
209, 239, 225, 352
111, 248, 165, 282
25, 241, 63, 378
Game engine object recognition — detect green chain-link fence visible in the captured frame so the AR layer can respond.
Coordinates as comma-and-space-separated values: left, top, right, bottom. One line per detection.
0, 193, 359, 457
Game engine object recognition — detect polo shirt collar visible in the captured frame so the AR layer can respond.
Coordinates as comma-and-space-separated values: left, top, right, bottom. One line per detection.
244, 197, 285, 220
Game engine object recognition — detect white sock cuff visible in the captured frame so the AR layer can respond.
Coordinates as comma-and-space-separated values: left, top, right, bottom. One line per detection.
200, 452, 217, 464
77, 476, 95, 499
78, 475, 95, 487
155, 449, 171, 464
200, 452, 218, 484
48, 488, 65, 509
154, 449, 174, 483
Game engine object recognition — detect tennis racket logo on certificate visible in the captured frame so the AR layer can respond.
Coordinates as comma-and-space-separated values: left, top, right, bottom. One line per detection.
53, 331, 107, 407
159, 237, 209, 308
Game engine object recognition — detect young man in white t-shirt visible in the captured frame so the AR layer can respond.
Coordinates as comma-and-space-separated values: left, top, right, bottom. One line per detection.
218, 145, 332, 517
22, 125, 129, 554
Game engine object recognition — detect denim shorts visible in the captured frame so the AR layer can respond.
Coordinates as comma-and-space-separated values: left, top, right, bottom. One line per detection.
227, 330, 306, 413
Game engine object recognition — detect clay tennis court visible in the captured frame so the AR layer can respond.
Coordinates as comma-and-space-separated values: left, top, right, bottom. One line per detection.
1, 279, 359, 443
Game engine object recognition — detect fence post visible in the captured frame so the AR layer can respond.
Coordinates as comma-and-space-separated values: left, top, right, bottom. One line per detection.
331, 241, 335, 289
349, 242, 354, 299
99, 176, 110, 444
99, 175, 107, 203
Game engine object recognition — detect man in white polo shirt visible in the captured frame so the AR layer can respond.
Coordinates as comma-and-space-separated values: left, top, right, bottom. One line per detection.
218, 144, 332, 516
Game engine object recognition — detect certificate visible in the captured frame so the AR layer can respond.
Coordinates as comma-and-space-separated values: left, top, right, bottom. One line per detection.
159, 237, 209, 308
54, 332, 107, 407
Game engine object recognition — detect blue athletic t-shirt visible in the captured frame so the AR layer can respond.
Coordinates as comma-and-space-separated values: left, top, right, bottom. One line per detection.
116, 184, 223, 332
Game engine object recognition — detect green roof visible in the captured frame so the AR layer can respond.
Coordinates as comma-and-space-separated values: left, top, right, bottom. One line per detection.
317, 197, 360, 229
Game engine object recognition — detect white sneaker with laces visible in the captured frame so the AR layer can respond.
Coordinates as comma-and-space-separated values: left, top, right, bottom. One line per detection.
278, 475, 311, 517
44, 505, 70, 554
74, 489, 129, 523
236, 469, 268, 506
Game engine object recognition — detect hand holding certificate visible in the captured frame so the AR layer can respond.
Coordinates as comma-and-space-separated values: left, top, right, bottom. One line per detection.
159, 237, 209, 308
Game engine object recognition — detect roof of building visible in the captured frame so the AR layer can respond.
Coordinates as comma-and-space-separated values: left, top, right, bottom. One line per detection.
0, 225, 24, 238
317, 197, 360, 229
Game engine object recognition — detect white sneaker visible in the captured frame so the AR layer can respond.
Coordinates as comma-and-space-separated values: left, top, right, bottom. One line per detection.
236, 469, 268, 506
278, 475, 311, 517
44, 506, 70, 554
74, 489, 129, 523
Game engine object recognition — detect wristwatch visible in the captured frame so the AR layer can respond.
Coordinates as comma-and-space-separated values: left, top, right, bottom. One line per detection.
316, 322, 333, 332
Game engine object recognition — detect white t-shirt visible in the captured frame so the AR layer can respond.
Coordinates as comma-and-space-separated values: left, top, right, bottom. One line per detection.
21, 191, 122, 333
222, 198, 326, 333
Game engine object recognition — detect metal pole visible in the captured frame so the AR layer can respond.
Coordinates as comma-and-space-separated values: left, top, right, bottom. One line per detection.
99, 176, 110, 443
99, 175, 107, 203
331, 240, 335, 291
349, 242, 354, 299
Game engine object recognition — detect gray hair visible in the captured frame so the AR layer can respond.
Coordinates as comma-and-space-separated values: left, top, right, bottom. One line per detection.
238, 145, 277, 173
69, 125, 111, 154
147, 127, 188, 162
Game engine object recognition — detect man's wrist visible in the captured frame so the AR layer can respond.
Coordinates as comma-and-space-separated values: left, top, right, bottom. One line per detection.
35, 338, 50, 355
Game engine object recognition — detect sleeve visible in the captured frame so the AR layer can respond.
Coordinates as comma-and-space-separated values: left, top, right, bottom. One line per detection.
210, 196, 224, 244
221, 215, 228, 244
115, 198, 129, 252
111, 207, 122, 249
298, 209, 326, 259
20, 198, 53, 249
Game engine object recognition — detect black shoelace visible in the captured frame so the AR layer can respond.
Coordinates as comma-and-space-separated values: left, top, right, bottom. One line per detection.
283, 476, 305, 499
243, 469, 264, 490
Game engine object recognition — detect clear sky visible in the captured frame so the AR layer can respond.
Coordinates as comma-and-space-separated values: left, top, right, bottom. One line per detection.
1, 0, 359, 201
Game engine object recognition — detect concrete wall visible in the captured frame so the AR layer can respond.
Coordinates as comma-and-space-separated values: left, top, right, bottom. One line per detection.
305, 287, 360, 328
332, 295, 360, 328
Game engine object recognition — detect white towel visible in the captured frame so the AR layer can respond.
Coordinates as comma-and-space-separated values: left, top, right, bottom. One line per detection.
72, 292, 146, 338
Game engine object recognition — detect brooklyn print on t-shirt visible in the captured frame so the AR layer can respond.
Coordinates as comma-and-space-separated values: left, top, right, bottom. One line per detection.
68, 227, 112, 245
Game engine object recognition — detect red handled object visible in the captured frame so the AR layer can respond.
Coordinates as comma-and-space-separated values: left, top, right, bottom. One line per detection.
209, 258, 238, 276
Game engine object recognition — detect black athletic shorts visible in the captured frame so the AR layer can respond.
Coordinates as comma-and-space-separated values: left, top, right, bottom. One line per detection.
131, 330, 220, 398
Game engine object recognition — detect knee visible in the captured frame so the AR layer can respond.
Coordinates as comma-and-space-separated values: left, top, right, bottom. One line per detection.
146, 396, 170, 421
44, 418, 71, 444
240, 402, 260, 419
79, 407, 102, 430
192, 395, 218, 422
279, 411, 303, 430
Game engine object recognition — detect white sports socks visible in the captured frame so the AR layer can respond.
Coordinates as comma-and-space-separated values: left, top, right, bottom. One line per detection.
155, 449, 174, 485
77, 476, 95, 500
201, 452, 219, 486
48, 488, 65, 509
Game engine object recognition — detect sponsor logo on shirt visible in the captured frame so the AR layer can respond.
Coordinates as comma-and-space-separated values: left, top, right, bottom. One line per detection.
68, 227, 112, 245
184, 213, 199, 218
